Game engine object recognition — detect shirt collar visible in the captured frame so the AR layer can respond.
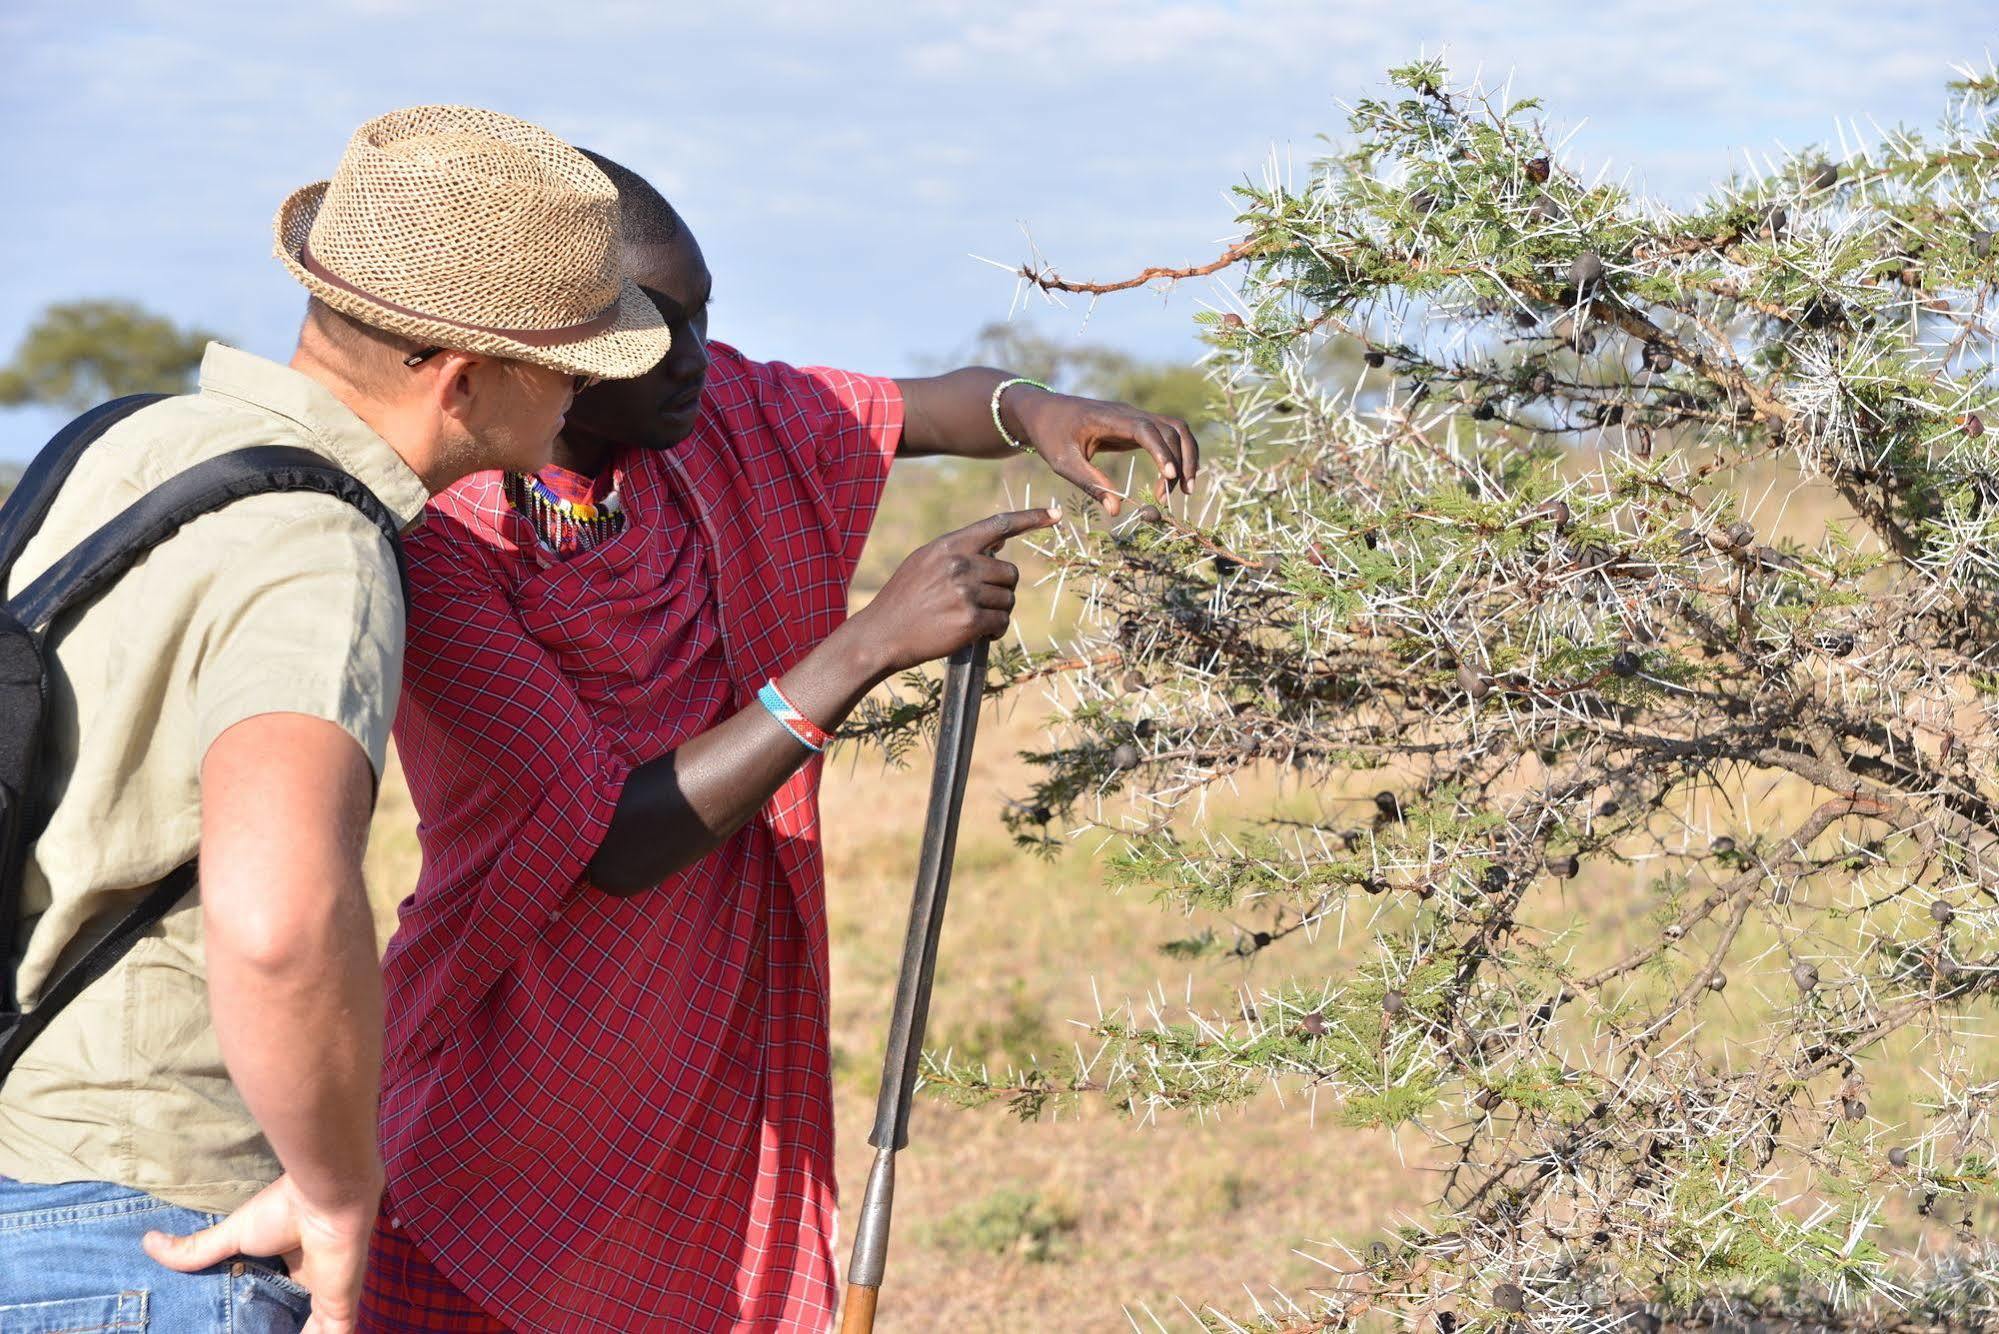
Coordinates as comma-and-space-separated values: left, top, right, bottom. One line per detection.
196, 342, 431, 532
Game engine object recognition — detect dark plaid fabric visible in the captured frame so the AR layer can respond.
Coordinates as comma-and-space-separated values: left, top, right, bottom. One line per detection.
358, 1213, 511, 1332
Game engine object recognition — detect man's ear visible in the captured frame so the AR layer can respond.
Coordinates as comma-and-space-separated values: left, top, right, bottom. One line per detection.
427, 350, 485, 421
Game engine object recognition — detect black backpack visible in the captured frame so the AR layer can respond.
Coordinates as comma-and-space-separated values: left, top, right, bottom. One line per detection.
0, 394, 408, 1087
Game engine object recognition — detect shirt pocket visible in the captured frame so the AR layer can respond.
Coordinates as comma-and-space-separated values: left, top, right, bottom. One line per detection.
0, 1290, 148, 1331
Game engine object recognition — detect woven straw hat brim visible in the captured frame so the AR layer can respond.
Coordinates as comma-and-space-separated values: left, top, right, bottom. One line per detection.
275, 180, 669, 380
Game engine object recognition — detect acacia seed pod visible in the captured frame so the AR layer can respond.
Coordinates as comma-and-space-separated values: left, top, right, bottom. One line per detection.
1711, 836, 1736, 856
1569, 252, 1606, 293
1526, 156, 1551, 183
1364, 349, 1386, 368
1374, 790, 1402, 819
1220, 312, 1244, 328
1457, 663, 1492, 700
1845, 1097, 1867, 1121
1709, 973, 1727, 992
1932, 899, 1956, 925
1382, 990, 1406, 1015
1110, 742, 1141, 771
1493, 1283, 1526, 1314
1964, 414, 1985, 438
1301, 1011, 1327, 1036
1793, 962, 1819, 992
1888, 1146, 1910, 1168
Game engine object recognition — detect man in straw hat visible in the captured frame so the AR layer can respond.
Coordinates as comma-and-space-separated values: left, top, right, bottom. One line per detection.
356, 151, 1197, 1331
0, 106, 666, 1334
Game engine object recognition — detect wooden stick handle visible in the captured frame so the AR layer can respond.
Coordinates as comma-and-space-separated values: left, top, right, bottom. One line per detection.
840, 1283, 880, 1334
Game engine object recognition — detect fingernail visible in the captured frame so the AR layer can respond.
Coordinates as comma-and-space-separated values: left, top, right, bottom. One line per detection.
1163, 462, 1178, 479
1047, 504, 1063, 520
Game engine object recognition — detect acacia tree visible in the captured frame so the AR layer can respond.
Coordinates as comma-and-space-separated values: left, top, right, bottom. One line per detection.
0, 299, 215, 412
894, 60, 1999, 1331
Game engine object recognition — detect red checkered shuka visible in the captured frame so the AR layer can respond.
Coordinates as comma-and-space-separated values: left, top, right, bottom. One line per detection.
376, 343, 903, 1332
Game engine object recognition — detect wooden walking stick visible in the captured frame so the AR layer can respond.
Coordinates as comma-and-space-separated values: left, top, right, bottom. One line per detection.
840, 637, 989, 1334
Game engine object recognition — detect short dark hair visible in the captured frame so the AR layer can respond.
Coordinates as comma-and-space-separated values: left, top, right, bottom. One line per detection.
578, 148, 683, 248
301, 295, 427, 392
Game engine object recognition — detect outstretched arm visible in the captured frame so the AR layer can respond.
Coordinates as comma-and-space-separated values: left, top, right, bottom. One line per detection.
402, 508, 1058, 898
895, 366, 1201, 516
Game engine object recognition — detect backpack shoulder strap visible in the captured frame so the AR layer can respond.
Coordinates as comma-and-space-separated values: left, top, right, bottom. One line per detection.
0, 864, 195, 1080
1, 445, 409, 1088
0, 395, 167, 578
9, 444, 408, 633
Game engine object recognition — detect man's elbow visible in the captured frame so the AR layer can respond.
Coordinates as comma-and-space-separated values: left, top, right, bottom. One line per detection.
586, 856, 669, 897
587, 841, 715, 896
206, 885, 375, 977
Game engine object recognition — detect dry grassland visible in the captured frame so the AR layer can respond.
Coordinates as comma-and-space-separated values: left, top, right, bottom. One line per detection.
362, 453, 1993, 1331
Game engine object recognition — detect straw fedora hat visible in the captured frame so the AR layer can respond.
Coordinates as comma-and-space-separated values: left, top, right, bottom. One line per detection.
274, 105, 668, 380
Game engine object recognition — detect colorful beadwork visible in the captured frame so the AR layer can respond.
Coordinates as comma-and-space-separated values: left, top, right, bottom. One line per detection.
504, 470, 627, 555
758, 681, 830, 752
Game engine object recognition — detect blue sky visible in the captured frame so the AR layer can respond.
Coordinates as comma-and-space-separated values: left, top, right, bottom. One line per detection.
0, 0, 1988, 458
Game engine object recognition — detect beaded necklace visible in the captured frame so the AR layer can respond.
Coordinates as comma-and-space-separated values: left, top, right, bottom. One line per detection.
503, 470, 627, 555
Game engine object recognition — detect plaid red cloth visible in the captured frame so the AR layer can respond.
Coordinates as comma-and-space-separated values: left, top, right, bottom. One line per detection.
358, 1214, 510, 1332
376, 343, 902, 1332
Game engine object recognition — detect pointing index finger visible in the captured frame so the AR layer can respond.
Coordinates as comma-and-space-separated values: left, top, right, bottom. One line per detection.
949, 505, 1062, 554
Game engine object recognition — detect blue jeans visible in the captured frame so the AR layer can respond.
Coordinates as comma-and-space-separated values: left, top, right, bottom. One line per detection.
0, 1177, 312, 1333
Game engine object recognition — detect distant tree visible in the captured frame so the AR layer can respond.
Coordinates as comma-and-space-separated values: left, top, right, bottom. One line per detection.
0, 300, 217, 412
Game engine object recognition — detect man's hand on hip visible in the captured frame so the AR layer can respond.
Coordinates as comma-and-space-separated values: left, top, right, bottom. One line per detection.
143, 1170, 378, 1334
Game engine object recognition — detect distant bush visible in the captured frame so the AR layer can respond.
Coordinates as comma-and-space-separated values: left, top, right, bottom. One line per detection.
927, 1186, 1081, 1264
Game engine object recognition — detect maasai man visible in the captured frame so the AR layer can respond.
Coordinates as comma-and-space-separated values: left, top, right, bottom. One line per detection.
360, 153, 1197, 1332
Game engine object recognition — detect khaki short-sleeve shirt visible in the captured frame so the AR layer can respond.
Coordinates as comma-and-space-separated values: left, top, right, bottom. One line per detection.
0, 343, 427, 1214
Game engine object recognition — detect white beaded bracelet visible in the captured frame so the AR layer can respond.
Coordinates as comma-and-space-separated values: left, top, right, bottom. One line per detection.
990, 376, 1049, 452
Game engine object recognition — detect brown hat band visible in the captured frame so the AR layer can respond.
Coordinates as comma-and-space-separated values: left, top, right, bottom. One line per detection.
299, 241, 622, 348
